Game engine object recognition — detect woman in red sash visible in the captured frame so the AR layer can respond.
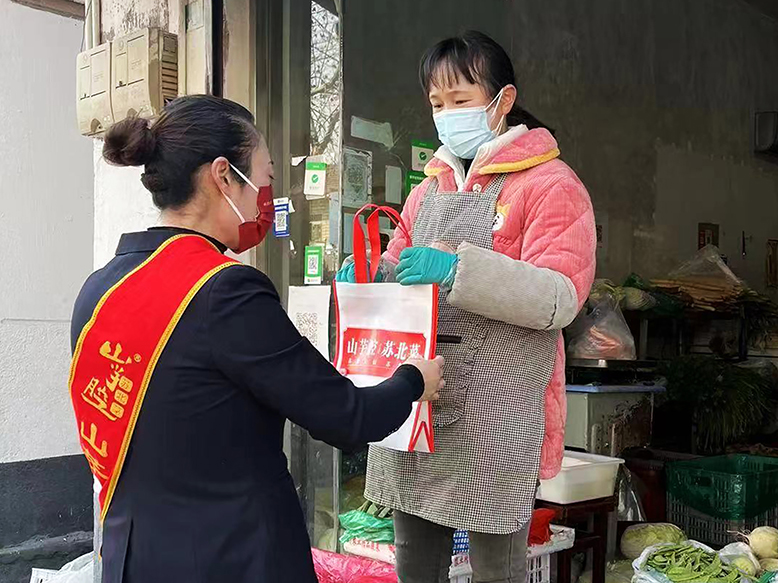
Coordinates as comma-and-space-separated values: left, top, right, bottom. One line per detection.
69, 95, 444, 583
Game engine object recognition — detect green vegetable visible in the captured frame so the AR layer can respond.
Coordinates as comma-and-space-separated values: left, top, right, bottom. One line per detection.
749, 527, 778, 560
622, 287, 657, 311
660, 356, 774, 453
621, 524, 686, 560
645, 544, 755, 583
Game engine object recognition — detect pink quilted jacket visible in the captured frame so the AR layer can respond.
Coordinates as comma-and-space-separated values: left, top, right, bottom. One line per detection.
384, 128, 596, 479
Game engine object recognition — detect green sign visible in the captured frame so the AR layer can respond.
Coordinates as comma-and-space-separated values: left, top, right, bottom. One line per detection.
304, 245, 324, 285
406, 170, 426, 196
411, 140, 437, 172
304, 162, 327, 197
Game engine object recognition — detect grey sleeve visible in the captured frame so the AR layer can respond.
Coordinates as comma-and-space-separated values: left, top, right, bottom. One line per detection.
447, 242, 580, 330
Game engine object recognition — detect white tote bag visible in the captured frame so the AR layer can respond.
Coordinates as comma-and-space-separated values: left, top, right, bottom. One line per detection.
333, 205, 438, 453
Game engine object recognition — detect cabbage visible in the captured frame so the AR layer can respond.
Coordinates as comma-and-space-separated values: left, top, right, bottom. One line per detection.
731, 556, 758, 576
748, 526, 778, 560
762, 558, 778, 572
620, 523, 686, 560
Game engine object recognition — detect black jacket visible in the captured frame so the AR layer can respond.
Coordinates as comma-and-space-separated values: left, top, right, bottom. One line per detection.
70, 228, 423, 583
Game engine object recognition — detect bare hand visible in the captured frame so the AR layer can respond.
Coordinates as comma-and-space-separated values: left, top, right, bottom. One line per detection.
405, 356, 445, 402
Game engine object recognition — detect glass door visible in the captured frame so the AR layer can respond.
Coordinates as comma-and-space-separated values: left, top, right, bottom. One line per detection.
254, 0, 345, 551
254, 0, 506, 553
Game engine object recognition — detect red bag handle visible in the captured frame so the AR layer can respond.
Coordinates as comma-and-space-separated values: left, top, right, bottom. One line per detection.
352, 204, 411, 284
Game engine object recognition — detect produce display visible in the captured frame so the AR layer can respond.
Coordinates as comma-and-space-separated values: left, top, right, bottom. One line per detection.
621, 524, 686, 560
630, 525, 778, 583
643, 544, 750, 582
652, 245, 743, 312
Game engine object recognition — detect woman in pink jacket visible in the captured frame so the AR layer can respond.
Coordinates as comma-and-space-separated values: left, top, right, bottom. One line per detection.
339, 31, 595, 583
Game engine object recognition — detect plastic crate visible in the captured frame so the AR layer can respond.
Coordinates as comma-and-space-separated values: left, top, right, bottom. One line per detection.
667, 455, 778, 520
453, 530, 469, 554
526, 553, 551, 583
667, 492, 778, 547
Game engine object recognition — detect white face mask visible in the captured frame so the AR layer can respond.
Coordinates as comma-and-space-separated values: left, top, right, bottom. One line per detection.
433, 88, 506, 160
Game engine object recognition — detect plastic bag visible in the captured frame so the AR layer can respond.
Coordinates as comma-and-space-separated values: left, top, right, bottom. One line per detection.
719, 542, 761, 577
567, 297, 636, 360
528, 509, 556, 546
312, 548, 397, 583
339, 504, 394, 545
616, 466, 646, 522
32, 553, 94, 583
669, 245, 742, 290
342, 539, 396, 565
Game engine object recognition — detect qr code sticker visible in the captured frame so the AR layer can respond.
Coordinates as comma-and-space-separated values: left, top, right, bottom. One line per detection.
307, 254, 318, 273
275, 211, 288, 232
295, 312, 318, 342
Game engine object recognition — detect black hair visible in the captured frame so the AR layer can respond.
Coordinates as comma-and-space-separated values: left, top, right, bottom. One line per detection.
103, 95, 260, 209
419, 30, 554, 134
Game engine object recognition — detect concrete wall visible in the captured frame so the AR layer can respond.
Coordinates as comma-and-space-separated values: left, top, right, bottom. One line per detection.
93, 141, 160, 269
92, 0, 254, 269
512, 0, 778, 289
90, 0, 175, 268
0, 1, 95, 577
101, 0, 180, 42
0, 0, 93, 465
342, 0, 778, 290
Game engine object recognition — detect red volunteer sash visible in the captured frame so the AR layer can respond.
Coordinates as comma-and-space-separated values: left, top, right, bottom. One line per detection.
68, 235, 238, 520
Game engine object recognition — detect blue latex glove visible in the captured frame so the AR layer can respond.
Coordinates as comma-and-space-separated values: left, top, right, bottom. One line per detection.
396, 247, 458, 287
335, 261, 383, 283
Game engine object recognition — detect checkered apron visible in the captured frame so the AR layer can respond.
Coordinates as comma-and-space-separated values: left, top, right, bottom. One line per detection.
365, 176, 559, 535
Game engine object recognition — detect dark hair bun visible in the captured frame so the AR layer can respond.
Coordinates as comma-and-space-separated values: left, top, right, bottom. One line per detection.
103, 116, 157, 167
102, 96, 258, 209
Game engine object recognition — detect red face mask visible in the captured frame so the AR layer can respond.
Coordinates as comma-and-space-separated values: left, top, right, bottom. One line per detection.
226, 164, 275, 254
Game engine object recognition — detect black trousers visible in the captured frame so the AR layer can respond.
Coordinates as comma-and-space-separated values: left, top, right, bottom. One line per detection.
394, 510, 530, 583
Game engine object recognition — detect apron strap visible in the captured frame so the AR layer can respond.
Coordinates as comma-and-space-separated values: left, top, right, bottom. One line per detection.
483, 174, 509, 197
425, 177, 440, 197
426, 174, 507, 197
